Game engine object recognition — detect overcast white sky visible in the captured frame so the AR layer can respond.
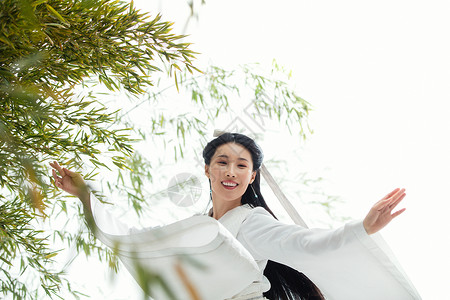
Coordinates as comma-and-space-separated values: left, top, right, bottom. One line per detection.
64, 1, 450, 299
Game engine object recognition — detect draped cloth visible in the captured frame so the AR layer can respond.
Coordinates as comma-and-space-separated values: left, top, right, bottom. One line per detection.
90, 194, 421, 300
90, 194, 262, 300
229, 205, 422, 300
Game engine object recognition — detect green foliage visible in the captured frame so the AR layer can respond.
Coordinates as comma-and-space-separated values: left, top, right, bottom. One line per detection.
1, 0, 198, 298
1, 0, 198, 93
0, 196, 64, 299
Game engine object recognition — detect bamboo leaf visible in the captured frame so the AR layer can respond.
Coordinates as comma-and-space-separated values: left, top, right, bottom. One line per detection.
45, 4, 68, 25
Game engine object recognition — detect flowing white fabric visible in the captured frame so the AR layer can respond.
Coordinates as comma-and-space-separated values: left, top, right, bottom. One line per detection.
218, 205, 270, 299
234, 206, 422, 300
90, 194, 262, 300
90, 194, 421, 300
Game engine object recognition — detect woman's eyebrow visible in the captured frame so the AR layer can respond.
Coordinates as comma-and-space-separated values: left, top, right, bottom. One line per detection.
216, 154, 249, 162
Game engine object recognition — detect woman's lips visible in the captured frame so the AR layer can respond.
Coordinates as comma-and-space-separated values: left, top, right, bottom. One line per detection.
222, 181, 238, 190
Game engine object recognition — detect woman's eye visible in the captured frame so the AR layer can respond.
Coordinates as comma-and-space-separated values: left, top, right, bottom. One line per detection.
216, 161, 246, 167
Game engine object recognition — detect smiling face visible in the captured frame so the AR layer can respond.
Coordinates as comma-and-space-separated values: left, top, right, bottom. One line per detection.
205, 142, 256, 208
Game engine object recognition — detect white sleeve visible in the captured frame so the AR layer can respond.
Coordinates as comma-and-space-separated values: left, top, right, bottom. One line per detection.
237, 207, 421, 300
90, 192, 150, 236
237, 207, 364, 265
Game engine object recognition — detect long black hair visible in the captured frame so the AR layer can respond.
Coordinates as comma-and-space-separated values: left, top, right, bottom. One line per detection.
203, 132, 325, 300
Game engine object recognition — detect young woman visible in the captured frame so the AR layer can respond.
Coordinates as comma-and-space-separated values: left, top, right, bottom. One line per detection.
51, 132, 412, 300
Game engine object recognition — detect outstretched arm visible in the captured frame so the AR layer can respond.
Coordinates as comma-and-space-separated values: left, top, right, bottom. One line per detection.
363, 188, 406, 235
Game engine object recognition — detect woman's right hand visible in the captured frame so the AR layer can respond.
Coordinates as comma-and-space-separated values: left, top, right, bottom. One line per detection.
50, 161, 88, 199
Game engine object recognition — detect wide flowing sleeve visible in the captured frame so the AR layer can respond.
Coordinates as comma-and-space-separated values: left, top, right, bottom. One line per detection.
237, 207, 421, 300
87, 193, 262, 300
89, 192, 148, 236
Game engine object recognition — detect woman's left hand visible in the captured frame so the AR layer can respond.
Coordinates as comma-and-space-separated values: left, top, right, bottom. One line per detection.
363, 188, 406, 235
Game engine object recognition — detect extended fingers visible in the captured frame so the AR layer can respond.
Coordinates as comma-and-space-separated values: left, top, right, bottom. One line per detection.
52, 169, 63, 187
63, 167, 76, 177
50, 161, 65, 177
381, 188, 400, 200
388, 188, 406, 205
373, 188, 400, 207
388, 191, 406, 211
375, 188, 406, 211
391, 207, 406, 218
52, 169, 58, 181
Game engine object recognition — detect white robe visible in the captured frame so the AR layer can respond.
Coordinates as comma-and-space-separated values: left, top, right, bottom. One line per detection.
220, 205, 421, 300
90, 194, 421, 300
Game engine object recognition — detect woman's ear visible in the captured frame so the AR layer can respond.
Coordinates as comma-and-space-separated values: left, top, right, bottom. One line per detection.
250, 171, 256, 184
204, 165, 210, 178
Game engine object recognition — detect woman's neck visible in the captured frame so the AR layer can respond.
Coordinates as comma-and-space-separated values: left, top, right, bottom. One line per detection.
211, 197, 241, 220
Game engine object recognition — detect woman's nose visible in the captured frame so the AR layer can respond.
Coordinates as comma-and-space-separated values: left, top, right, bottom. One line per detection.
226, 165, 236, 177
